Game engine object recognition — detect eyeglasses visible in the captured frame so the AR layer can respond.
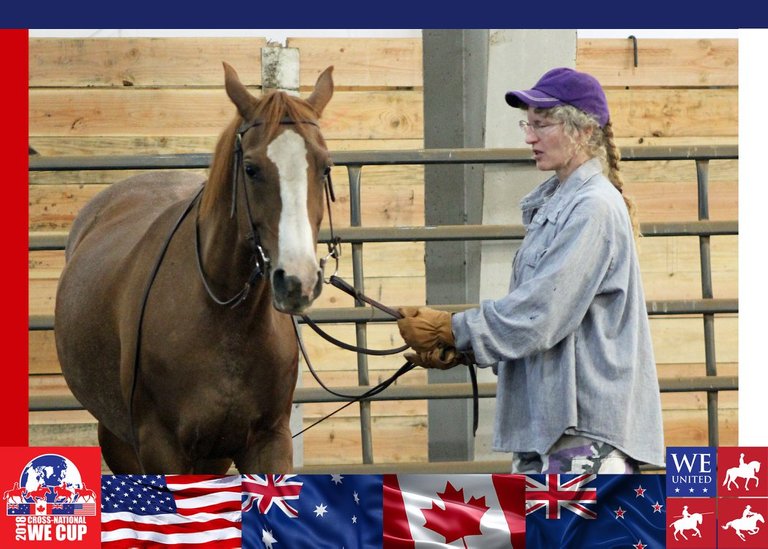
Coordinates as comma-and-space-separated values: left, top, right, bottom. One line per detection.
518, 120, 561, 137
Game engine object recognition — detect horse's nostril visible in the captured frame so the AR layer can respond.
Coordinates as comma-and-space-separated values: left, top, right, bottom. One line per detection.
272, 268, 302, 297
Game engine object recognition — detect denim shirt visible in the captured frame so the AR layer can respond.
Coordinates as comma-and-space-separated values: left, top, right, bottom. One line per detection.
452, 158, 665, 466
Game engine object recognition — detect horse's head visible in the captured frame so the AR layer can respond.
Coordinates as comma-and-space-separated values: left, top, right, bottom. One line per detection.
214, 62, 334, 314
757, 513, 765, 524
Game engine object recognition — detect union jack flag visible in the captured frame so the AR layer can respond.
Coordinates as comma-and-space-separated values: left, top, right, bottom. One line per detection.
241, 474, 303, 516
525, 474, 598, 519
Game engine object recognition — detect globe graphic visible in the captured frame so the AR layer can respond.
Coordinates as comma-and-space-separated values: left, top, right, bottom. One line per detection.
19, 454, 83, 503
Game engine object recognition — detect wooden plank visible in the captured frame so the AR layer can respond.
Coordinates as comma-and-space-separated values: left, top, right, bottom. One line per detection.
637, 235, 738, 300
576, 39, 738, 88
28, 136, 423, 160
301, 415, 427, 465
287, 38, 423, 89
29, 181, 425, 231
30, 270, 427, 318
606, 88, 737, 138
649, 315, 738, 364
29, 38, 268, 88
29, 89, 423, 140
663, 408, 737, 447
29, 87, 735, 140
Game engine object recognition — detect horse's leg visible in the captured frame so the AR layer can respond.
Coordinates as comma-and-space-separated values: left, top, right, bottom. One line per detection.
694, 527, 701, 537
135, 421, 194, 474
737, 530, 746, 541
234, 423, 293, 473
98, 422, 142, 474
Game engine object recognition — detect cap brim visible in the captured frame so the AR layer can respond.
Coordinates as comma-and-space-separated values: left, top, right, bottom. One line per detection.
505, 89, 565, 109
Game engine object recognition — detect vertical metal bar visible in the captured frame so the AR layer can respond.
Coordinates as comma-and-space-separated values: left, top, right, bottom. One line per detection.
696, 158, 719, 446
347, 164, 374, 464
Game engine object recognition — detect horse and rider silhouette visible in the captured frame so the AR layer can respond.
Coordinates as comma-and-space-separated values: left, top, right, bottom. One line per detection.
3, 482, 95, 505
722, 505, 765, 541
723, 452, 761, 491
670, 505, 704, 541
3, 482, 27, 503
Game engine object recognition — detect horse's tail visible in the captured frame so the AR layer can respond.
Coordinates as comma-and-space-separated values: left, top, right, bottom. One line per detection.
722, 522, 732, 530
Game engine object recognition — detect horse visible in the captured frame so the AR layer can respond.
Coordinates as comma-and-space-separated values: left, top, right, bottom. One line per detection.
55, 62, 334, 474
53, 483, 75, 503
722, 460, 761, 490
74, 486, 96, 502
3, 482, 27, 503
722, 512, 765, 541
669, 513, 703, 541
25, 485, 51, 502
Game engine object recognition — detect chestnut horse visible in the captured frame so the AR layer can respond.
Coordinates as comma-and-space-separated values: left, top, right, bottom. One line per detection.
55, 63, 334, 474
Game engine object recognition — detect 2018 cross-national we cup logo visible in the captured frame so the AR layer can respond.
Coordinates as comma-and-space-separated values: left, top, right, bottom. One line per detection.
0, 447, 100, 548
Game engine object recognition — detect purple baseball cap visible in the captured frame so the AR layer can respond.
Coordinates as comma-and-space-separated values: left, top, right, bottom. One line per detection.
505, 67, 610, 127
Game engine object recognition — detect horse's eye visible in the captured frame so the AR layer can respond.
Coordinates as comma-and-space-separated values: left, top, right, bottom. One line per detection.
244, 164, 260, 179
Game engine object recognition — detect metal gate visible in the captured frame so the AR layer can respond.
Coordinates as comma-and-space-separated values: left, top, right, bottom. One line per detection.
29, 144, 738, 472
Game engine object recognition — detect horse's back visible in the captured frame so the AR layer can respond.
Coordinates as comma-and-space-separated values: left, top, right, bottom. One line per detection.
66, 171, 204, 260
56, 171, 205, 440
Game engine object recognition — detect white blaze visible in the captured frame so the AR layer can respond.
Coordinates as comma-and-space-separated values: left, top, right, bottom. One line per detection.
266, 130, 317, 287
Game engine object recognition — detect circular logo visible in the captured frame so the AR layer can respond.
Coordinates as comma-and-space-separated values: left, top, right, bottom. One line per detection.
19, 454, 84, 504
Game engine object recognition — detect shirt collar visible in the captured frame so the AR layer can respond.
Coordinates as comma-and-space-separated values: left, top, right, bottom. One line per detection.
520, 157, 603, 225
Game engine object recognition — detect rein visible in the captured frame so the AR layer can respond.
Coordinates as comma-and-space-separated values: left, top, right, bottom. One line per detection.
294, 275, 480, 438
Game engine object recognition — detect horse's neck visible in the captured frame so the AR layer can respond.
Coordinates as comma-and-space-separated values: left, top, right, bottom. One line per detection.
196, 194, 270, 308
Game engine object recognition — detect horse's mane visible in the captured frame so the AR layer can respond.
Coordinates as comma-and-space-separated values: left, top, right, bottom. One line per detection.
200, 91, 323, 219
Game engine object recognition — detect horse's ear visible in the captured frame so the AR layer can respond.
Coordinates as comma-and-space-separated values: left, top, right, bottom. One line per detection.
306, 66, 334, 117
223, 62, 258, 119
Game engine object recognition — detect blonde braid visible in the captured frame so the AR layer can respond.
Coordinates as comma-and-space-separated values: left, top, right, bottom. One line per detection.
602, 121, 640, 237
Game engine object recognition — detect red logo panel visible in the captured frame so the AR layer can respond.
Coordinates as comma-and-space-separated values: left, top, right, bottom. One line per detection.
717, 447, 768, 497
666, 497, 717, 548
717, 497, 768, 549
0, 447, 101, 548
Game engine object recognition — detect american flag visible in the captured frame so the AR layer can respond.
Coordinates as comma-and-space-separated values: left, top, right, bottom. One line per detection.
101, 475, 242, 548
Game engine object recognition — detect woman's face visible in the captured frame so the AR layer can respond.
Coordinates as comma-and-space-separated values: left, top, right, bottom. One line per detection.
523, 109, 590, 182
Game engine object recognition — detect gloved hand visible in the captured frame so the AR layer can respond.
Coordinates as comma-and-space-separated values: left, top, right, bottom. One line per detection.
397, 306, 455, 353
405, 347, 463, 370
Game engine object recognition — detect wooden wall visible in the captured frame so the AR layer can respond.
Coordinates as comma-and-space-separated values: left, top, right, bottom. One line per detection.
28, 36, 738, 467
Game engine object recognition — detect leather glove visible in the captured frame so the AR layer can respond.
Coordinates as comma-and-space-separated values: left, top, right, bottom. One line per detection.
397, 306, 455, 353
405, 347, 463, 370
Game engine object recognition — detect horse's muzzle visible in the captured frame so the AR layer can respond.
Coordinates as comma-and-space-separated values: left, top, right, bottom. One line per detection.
271, 267, 323, 314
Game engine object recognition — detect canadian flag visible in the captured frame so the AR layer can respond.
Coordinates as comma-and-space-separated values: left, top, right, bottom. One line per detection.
383, 474, 526, 548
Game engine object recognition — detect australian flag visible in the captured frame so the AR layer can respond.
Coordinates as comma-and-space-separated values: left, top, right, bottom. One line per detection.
526, 474, 667, 549
241, 474, 383, 548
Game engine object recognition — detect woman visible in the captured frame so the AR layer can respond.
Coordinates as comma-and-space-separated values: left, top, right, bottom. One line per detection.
398, 67, 664, 474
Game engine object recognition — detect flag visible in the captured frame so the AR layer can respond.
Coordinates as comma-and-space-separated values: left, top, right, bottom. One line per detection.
383, 474, 526, 548
242, 474, 383, 548
101, 474, 242, 548
526, 474, 666, 549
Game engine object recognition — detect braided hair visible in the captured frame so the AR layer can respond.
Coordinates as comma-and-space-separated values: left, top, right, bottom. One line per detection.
532, 105, 641, 237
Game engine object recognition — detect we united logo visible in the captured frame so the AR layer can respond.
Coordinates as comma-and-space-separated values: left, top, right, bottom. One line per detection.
666, 446, 717, 497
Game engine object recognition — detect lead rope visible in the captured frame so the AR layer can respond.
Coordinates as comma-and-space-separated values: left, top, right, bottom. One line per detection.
293, 172, 479, 436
